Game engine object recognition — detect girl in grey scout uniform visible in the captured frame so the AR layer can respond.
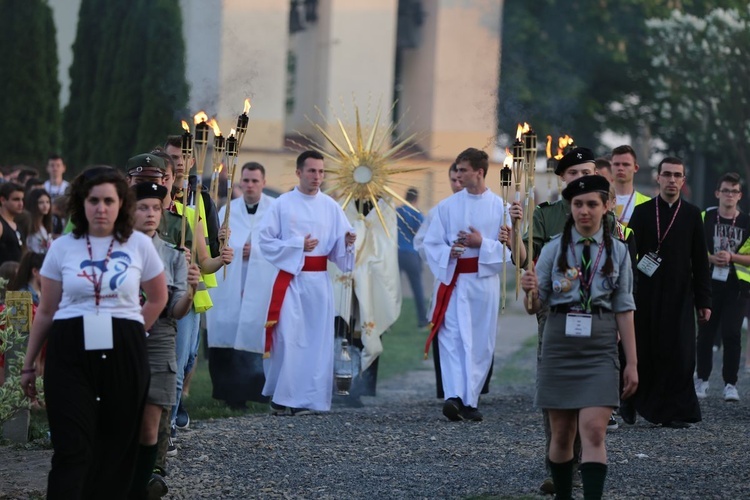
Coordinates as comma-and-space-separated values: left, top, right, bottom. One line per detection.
129, 182, 200, 498
520, 175, 638, 500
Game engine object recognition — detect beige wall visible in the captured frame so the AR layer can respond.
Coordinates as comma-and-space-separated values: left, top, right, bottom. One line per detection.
400, 0, 502, 160
286, 0, 398, 142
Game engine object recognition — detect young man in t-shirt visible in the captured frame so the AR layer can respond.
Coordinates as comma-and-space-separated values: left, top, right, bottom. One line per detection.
695, 172, 750, 402
44, 155, 70, 201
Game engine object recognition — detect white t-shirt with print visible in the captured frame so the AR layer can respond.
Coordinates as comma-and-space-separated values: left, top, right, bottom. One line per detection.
41, 231, 164, 323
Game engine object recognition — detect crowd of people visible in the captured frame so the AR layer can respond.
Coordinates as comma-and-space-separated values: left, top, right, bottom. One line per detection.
1, 141, 748, 499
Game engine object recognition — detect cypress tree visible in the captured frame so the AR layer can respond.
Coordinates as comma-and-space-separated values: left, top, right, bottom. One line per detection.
63, 0, 188, 169
0, 0, 60, 166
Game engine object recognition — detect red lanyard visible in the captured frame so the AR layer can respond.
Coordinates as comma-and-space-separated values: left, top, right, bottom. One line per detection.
656, 199, 681, 253
716, 210, 738, 230
85, 234, 116, 309
569, 238, 605, 295
617, 191, 635, 223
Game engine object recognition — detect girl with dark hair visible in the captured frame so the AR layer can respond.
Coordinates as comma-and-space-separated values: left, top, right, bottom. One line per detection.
519, 175, 638, 500
24, 189, 53, 254
8, 251, 45, 306
20, 166, 168, 498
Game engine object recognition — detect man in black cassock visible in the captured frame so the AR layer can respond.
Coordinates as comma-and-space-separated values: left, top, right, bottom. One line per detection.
628, 157, 712, 428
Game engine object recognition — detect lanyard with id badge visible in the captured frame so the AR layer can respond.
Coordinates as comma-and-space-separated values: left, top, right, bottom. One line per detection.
83, 235, 115, 350
565, 239, 604, 338
637, 199, 681, 278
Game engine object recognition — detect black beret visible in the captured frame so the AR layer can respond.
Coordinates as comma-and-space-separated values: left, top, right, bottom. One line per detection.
125, 153, 166, 178
555, 147, 595, 176
131, 182, 168, 201
562, 174, 610, 201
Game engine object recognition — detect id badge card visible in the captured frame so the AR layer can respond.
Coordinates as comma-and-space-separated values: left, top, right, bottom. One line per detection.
83, 312, 114, 350
565, 313, 592, 338
712, 265, 730, 282
637, 252, 662, 277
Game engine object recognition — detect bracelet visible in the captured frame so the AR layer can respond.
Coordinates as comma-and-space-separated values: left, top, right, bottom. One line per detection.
21, 368, 36, 374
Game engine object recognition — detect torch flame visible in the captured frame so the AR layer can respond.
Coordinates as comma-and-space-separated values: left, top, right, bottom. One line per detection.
229, 128, 236, 137
243, 99, 251, 114
503, 147, 513, 167
181, 120, 190, 133
515, 122, 531, 140
554, 134, 574, 159
193, 111, 208, 124
208, 118, 221, 136
545, 135, 552, 158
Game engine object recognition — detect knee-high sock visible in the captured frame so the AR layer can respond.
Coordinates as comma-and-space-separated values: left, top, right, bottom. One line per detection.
128, 444, 158, 499
549, 458, 575, 500
579, 461, 607, 500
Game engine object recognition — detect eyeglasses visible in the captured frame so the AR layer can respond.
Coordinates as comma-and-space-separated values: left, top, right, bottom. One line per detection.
719, 189, 741, 195
659, 172, 685, 179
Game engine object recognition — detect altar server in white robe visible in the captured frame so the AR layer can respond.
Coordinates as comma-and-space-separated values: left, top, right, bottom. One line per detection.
420, 148, 510, 422
206, 162, 276, 408
258, 151, 356, 413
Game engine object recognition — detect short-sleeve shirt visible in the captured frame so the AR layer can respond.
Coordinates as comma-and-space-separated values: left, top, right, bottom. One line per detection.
535, 226, 635, 313
41, 231, 164, 323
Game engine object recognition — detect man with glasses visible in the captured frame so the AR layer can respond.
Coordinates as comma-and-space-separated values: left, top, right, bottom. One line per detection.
628, 157, 712, 428
0, 182, 25, 265
695, 172, 750, 402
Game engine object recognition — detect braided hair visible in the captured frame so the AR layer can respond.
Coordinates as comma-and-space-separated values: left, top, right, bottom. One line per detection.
556, 192, 614, 275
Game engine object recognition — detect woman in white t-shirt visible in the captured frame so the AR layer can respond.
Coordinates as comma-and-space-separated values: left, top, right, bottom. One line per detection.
21, 166, 168, 498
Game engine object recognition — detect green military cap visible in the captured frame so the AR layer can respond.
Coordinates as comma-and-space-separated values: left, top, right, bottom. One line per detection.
125, 153, 166, 179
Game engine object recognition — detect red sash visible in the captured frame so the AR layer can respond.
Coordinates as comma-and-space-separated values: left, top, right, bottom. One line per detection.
264, 256, 328, 357
424, 257, 479, 358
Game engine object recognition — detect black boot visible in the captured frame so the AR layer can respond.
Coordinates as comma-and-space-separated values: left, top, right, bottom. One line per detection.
579, 461, 607, 500
548, 458, 575, 500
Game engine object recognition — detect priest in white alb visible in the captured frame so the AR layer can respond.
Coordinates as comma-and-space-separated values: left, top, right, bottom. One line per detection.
258, 151, 356, 414
329, 197, 402, 402
419, 147, 510, 423
206, 162, 276, 409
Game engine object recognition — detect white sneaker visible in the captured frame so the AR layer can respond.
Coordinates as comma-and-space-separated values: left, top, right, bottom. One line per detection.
724, 384, 740, 402
695, 379, 709, 399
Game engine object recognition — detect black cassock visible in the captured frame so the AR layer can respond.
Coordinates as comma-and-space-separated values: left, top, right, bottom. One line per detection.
628, 196, 711, 424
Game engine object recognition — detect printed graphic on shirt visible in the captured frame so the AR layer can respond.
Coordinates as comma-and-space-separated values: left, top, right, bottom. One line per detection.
714, 222, 746, 254
77, 251, 132, 298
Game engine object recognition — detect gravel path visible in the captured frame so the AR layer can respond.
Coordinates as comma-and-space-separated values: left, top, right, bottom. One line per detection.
2, 332, 750, 499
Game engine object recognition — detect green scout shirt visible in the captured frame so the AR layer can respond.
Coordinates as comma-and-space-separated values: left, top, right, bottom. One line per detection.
521, 199, 570, 268
159, 209, 193, 249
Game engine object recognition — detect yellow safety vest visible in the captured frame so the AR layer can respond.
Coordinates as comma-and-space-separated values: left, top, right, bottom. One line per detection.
173, 201, 215, 312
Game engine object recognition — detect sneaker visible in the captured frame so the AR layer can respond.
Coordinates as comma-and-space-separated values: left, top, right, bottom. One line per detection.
539, 477, 555, 495
166, 437, 177, 457
607, 415, 619, 432
695, 378, 709, 399
146, 472, 169, 499
270, 402, 289, 416
460, 406, 483, 422
724, 384, 740, 402
442, 398, 464, 422
290, 407, 312, 416
175, 402, 190, 430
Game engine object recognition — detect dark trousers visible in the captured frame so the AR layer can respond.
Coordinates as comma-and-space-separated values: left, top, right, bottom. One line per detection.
398, 250, 427, 326
696, 285, 748, 386
44, 317, 149, 500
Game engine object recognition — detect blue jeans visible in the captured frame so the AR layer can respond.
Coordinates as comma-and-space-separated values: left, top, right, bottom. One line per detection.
398, 250, 427, 326
172, 309, 200, 425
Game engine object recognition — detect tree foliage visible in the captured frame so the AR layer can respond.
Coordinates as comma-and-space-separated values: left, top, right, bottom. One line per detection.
645, 7, 750, 183
0, 0, 60, 166
498, 0, 747, 153
63, 0, 189, 171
